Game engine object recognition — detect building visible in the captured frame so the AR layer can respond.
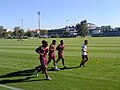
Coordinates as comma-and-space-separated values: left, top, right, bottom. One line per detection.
87, 23, 100, 35
65, 26, 78, 36
102, 27, 120, 36
91, 26, 120, 37
48, 26, 77, 38
48, 29, 65, 37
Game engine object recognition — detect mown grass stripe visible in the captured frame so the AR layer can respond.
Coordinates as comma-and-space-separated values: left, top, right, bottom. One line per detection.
0, 84, 24, 90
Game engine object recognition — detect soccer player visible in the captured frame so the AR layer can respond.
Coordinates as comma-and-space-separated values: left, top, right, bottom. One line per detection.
80, 40, 89, 67
35, 40, 51, 80
56, 40, 67, 68
47, 40, 60, 71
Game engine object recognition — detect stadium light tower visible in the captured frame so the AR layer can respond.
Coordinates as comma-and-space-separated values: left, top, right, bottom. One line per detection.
66, 20, 69, 31
66, 20, 68, 27
21, 18, 23, 30
38, 11, 40, 30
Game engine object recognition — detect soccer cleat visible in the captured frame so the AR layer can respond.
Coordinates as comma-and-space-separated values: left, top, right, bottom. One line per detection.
54, 66, 60, 71
55, 68, 60, 71
36, 72, 39, 77
46, 77, 52, 80
35, 67, 39, 76
35, 70, 39, 76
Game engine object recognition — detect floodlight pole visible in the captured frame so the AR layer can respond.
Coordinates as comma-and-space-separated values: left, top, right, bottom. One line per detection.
38, 12, 40, 30
66, 20, 69, 31
66, 20, 68, 27
38, 12, 40, 37
21, 18, 23, 30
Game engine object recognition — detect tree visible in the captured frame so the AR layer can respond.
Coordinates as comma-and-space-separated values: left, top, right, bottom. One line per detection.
0, 26, 7, 38
7, 31, 13, 38
2, 31, 8, 38
76, 20, 89, 37
13, 27, 24, 36
40, 29, 48, 36
24, 30, 34, 37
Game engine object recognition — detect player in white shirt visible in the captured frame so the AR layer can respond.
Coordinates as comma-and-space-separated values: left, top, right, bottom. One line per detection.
80, 40, 88, 67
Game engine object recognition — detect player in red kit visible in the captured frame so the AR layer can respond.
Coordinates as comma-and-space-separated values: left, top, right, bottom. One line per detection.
35, 40, 51, 80
56, 40, 67, 68
47, 40, 60, 71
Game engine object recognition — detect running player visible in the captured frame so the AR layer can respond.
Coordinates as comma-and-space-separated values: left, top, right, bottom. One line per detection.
80, 40, 89, 67
56, 40, 67, 68
35, 40, 51, 80
47, 40, 60, 71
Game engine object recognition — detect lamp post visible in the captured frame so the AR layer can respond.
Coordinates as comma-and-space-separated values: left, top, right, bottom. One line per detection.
66, 20, 69, 31
38, 12, 40, 37
38, 12, 40, 30
21, 18, 23, 30
66, 20, 68, 27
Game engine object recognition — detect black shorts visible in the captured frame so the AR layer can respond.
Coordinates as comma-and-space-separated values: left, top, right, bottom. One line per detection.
82, 55, 88, 60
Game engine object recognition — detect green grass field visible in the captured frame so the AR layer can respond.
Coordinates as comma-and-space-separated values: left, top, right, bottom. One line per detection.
0, 37, 120, 90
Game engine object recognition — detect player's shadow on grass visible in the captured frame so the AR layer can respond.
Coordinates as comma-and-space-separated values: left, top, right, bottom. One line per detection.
0, 66, 79, 84
0, 76, 48, 84
0, 69, 49, 84
0, 69, 35, 78
48, 66, 79, 71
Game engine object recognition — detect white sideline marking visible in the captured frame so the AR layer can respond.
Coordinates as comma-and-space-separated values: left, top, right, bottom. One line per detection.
0, 84, 24, 90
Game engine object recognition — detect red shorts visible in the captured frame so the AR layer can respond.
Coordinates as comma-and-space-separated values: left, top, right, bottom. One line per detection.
49, 53, 55, 60
40, 57, 47, 66
58, 53, 63, 58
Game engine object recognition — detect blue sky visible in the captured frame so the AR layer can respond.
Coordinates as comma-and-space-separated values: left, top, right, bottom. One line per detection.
0, 0, 120, 30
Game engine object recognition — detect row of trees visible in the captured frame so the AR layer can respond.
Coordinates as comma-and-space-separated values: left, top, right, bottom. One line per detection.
0, 20, 89, 38
0, 26, 48, 38
0, 26, 24, 38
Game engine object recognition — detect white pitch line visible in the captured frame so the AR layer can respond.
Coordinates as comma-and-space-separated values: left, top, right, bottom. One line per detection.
0, 84, 24, 90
